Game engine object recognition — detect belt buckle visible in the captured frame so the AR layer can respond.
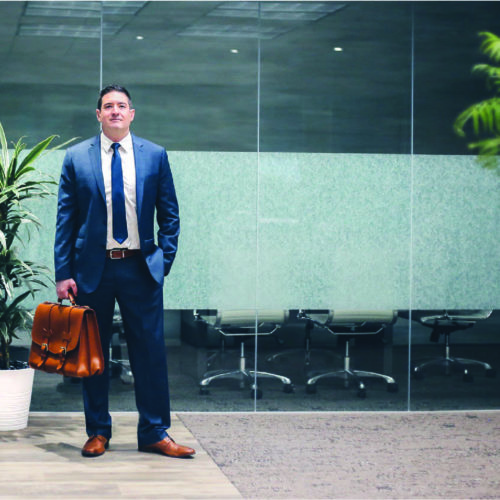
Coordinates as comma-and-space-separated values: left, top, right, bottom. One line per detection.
110, 249, 125, 260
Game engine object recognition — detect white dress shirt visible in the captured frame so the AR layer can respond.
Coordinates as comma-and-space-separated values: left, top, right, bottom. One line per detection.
100, 132, 140, 250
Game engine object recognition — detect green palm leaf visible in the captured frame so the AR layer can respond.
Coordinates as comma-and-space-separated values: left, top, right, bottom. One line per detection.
454, 32, 500, 174
0, 120, 75, 368
478, 31, 500, 63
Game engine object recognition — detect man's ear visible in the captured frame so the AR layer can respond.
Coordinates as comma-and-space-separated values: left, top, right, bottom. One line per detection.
96, 109, 102, 122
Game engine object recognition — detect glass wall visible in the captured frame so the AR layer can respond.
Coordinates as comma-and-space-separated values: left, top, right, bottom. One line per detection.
255, 1, 412, 410
1, 1, 498, 412
410, 1, 500, 410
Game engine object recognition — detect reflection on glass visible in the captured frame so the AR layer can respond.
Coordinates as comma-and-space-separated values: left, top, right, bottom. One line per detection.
0, 1, 101, 146
102, 1, 260, 410
256, 1, 412, 411
4, 0, 498, 412
411, 1, 500, 410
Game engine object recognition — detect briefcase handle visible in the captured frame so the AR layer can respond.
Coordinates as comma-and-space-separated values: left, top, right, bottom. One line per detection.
58, 290, 77, 306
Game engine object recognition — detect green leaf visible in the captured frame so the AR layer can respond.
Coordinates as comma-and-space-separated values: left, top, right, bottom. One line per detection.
0, 122, 9, 173
17, 135, 56, 175
453, 98, 500, 137
478, 31, 500, 64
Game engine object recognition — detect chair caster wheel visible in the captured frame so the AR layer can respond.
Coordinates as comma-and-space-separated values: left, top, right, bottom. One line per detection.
305, 384, 317, 394
486, 368, 496, 378
357, 387, 366, 398
199, 387, 210, 395
283, 383, 294, 394
463, 372, 474, 383
250, 388, 263, 399
387, 382, 398, 393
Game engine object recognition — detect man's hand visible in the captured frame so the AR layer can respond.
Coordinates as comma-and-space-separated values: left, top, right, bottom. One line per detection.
56, 279, 78, 300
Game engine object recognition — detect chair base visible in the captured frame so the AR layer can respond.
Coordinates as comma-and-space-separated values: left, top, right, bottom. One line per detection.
305, 340, 397, 398
412, 331, 496, 382
306, 368, 398, 398
199, 342, 294, 398
413, 356, 495, 382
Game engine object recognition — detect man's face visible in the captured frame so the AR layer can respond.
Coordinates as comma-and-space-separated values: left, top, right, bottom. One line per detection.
96, 91, 135, 139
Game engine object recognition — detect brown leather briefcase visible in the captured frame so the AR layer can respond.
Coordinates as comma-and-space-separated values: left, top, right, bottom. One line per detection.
29, 293, 104, 378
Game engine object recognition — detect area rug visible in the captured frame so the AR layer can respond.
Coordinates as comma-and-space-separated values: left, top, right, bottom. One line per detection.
178, 411, 500, 499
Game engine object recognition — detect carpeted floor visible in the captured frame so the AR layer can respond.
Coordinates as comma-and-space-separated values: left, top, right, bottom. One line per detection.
179, 411, 500, 499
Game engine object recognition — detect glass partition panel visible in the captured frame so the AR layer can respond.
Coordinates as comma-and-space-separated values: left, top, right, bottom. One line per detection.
102, 1, 260, 411
256, 1, 412, 410
0, 1, 101, 146
0, 1, 101, 411
411, 1, 500, 410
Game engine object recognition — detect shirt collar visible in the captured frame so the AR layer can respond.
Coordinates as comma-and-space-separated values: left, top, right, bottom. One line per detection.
101, 131, 132, 153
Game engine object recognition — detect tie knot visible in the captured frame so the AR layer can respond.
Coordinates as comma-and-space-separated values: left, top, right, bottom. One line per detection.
112, 142, 120, 152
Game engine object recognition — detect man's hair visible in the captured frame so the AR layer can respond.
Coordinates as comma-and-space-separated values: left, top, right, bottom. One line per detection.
97, 84, 132, 109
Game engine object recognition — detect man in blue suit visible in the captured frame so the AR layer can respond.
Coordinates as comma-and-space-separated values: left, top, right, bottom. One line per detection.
55, 84, 195, 458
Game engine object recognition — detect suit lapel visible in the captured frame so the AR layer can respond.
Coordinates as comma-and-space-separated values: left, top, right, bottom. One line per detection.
132, 134, 145, 221
89, 135, 105, 202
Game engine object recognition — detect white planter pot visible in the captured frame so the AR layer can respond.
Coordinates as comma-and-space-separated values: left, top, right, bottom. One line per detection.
0, 366, 35, 431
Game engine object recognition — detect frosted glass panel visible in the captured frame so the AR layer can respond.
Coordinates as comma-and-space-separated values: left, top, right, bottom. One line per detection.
166, 152, 258, 309
412, 156, 500, 308
21, 151, 499, 311
256, 153, 411, 309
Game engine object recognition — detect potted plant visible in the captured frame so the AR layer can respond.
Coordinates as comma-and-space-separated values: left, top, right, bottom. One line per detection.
0, 121, 68, 430
454, 31, 500, 174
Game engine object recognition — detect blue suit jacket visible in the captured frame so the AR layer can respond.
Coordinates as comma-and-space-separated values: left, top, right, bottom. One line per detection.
54, 133, 180, 294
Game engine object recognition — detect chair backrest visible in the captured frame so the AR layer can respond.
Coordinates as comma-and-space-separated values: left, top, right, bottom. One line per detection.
419, 310, 492, 327
302, 310, 397, 335
330, 310, 397, 325
215, 309, 289, 329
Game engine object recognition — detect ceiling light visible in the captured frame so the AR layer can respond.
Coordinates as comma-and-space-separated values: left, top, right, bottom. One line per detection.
209, 2, 346, 21
24, 1, 101, 18
230, 49, 239, 53
18, 23, 119, 38
23, 1, 147, 18
136, 35, 144, 40
177, 23, 290, 40
333, 47, 343, 52
208, 9, 327, 22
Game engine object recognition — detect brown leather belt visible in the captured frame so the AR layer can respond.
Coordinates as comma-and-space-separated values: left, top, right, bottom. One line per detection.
106, 249, 141, 260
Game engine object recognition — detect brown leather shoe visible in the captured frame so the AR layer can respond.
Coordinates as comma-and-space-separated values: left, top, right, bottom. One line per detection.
139, 436, 195, 458
82, 435, 109, 457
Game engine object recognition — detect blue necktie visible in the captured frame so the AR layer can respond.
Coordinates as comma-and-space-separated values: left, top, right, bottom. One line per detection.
111, 142, 128, 244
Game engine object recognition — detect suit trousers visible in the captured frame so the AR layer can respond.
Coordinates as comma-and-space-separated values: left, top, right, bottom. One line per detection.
77, 255, 171, 447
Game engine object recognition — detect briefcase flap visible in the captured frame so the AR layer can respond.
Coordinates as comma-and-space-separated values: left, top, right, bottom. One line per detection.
31, 301, 88, 354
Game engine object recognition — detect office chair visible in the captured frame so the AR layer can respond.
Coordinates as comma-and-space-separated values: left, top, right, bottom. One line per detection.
412, 310, 496, 382
110, 310, 133, 384
298, 310, 398, 398
194, 309, 294, 398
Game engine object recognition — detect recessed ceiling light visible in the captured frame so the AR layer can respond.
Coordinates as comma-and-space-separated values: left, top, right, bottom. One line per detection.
333, 47, 343, 52
136, 35, 144, 40
230, 49, 239, 54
